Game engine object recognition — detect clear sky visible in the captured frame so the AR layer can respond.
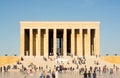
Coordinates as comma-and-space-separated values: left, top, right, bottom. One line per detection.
0, 0, 120, 56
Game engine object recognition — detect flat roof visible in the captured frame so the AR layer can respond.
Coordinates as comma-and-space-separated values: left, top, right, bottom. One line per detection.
20, 21, 100, 24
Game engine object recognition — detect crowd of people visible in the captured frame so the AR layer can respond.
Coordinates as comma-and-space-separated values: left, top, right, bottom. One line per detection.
0, 56, 120, 78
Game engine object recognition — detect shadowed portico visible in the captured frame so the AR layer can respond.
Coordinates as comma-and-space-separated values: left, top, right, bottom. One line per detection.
20, 22, 100, 57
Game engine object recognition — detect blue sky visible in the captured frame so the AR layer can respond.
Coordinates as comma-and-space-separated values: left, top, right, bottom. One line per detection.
0, 0, 120, 56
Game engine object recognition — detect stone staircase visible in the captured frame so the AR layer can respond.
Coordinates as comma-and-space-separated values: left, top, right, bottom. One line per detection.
18, 56, 119, 70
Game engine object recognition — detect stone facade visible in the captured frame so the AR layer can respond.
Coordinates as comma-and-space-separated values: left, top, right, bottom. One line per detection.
20, 22, 100, 57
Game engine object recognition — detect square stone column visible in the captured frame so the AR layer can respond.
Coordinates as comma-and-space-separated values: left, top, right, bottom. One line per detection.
36, 29, 41, 56
77, 29, 81, 56
94, 29, 100, 56
30, 29, 33, 56
63, 29, 67, 56
71, 29, 75, 56
44, 29, 49, 57
86, 29, 90, 56
20, 27, 24, 56
53, 29, 57, 57
79, 29, 83, 56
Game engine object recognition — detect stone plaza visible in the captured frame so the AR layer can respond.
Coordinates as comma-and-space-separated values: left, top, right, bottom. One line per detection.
0, 69, 120, 78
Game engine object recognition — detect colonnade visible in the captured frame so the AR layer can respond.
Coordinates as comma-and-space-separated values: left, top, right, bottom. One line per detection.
20, 22, 100, 57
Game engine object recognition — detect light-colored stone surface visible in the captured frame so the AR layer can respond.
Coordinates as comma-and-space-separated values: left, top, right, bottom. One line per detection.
0, 70, 120, 78
20, 22, 100, 57
63, 29, 67, 56
53, 29, 57, 57
1, 56, 120, 67
0, 56, 120, 78
71, 29, 75, 56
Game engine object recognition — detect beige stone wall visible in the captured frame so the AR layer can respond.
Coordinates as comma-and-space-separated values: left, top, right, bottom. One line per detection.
20, 22, 100, 57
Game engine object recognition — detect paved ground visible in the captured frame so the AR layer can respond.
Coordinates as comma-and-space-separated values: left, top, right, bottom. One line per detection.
0, 70, 120, 78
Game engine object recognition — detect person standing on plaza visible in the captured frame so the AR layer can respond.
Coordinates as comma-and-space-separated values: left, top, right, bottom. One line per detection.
29, 69, 33, 76
110, 68, 113, 74
90, 66, 92, 72
43, 70, 46, 78
46, 71, 50, 78
88, 71, 91, 78
84, 71, 87, 78
39, 71, 43, 78
24, 69, 28, 78
52, 71, 56, 78
93, 71, 96, 78
55, 70, 58, 78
